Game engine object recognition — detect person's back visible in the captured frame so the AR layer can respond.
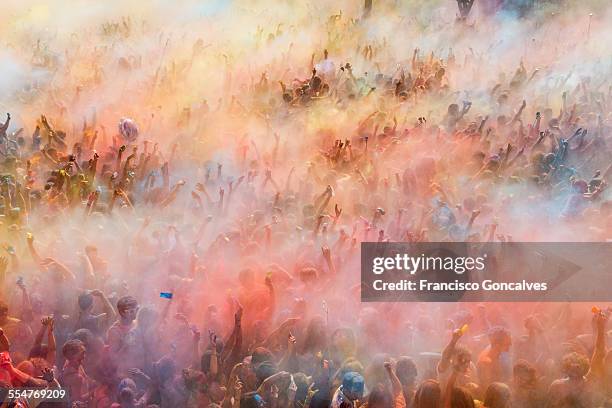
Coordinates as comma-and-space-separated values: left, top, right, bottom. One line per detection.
477, 327, 512, 390
365, 383, 394, 408
546, 352, 594, 408
332, 372, 365, 408
106, 296, 140, 376
0, 302, 33, 356
76, 312, 103, 336
413, 379, 441, 408
451, 387, 476, 408
483, 382, 511, 408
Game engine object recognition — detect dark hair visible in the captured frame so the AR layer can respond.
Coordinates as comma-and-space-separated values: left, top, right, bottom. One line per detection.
414, 379, 441, 408
451, 387, 475, 408
484, 382, 511, 408
254, 361, 278, 384
62, 339, 85, 360
116, 296, 138, 314
561, 352, 590, 378
251, 347, 273, 365
396, 356, 418, 385
301, 316, 327, 354
292, 372, 311, 404
70, 328, 94, 346
78, 292, 94, 311
118, 387, 135, 403
367, 383, 392, 407
513, 359, 537, 386
453, 346, 472, 363
155, 356, 176, 383
488, 326, 511, 347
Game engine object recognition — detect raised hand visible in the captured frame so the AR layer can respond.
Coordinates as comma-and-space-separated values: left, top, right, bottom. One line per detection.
287, 332, 296, 354
40, 367, 55, 383
384, 359, 397, 371
209, 330, 217, 347
90, 289, 104, 297
235, 303, 243, 325
321, 245, 331, 261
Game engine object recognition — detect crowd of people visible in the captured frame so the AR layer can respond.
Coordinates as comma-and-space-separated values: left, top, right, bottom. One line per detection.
1, 0, 611, 406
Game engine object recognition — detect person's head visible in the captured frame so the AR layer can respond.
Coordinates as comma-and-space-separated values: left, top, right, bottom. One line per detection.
451, 387, 475, 408
155, 356, 176, 384
396, 356, 418, 387
182, 368, 206, 392
117, 377, 137, 395
330, 328, 356, 363
366, 383, 392, 408
488, 326, 511, 352
251, 347, 273, 366
78, 292, 94, 312
560, 352, 590, 380
453, 346, 472, 373
118, 387, 136, 405
84, 245, 98, 258
513, 359, 537, 388
335, 357, 364, 385
298, 267, 318, 284
448, 103, 459, 116
484, 382, 511, 408
254, 360, 278, 387
571, 179, 588, 194
70, 328, 96, 349
292, 372, 312, 404
117, 296, 139, 323
302, 316, 326, 353
136, 305, 158, 330
364, 354, 388, 391
62, 339, 86, 365
413, 379, 441, 408
341, 371, 364, 401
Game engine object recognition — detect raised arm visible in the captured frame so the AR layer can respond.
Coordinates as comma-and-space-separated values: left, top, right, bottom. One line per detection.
0, 113, 10, 134
31, 318, 48, 355
26, 233, 43, 267
0, 328, 10, 352
222, 306, 244, 374
438, 328, 463, 374
46, 317, 56, 366
208, 331, 219, 378
384, 360, 404, 399
587, 309, 607, 380
90, 289, 117, 327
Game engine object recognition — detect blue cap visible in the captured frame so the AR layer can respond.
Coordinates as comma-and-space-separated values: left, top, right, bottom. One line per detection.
342, 371, 364, 399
